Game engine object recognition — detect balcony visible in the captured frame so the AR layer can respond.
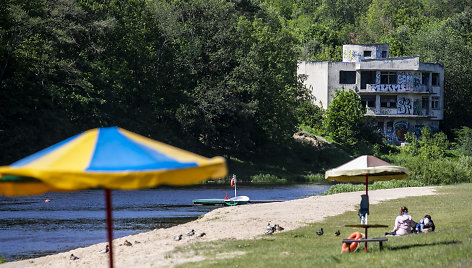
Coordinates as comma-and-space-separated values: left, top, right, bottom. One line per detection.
359, 84, 432, 93
364, 107, 432, 118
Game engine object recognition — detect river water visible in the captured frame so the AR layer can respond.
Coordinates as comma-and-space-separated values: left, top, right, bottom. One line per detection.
0, 184, 330, 261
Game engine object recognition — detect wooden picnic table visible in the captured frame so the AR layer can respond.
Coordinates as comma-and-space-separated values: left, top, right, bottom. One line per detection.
344, 224, 388, 251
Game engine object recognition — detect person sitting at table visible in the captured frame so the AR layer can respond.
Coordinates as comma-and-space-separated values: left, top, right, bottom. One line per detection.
385, 206, 417, 236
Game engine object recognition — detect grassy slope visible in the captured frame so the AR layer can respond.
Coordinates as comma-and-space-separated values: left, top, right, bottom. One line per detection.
223, 135, 352, 183
171, 184, 472, 267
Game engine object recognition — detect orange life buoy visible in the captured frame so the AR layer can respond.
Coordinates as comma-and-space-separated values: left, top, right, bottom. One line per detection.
341, 232, 364, 253
230, 178, 235, 187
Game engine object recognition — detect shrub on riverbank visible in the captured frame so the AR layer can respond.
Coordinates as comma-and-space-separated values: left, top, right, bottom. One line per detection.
323, 180, 426, 195
385, 154, 472, 185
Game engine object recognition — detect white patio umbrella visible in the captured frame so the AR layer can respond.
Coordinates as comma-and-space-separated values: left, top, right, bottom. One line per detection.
325, 155, 409, 196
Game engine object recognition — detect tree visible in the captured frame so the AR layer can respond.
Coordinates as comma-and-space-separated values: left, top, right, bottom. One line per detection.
455, 126, 472, 156
323, 89, 365, 147
408, 12, 472, 134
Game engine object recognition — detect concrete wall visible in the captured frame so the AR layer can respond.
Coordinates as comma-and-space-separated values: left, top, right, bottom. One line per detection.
343, 44, 389, 62
357, 57, 420, 70
297, 61, 330, 109
326, 62, 357, 106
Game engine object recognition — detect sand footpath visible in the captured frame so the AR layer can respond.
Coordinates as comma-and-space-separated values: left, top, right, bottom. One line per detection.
1, 186, 437, 268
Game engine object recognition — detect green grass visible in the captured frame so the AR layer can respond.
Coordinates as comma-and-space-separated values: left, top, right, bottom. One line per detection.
170, 184, 472, 268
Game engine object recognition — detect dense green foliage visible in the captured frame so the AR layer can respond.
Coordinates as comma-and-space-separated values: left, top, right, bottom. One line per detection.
0, 0, 310, 164
323, 89, 364, 148
1, 0, 471, 186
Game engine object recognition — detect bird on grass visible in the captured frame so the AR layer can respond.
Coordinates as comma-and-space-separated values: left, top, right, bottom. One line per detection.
186, 229, 195, 236
174, 234, 183, 241
335, 230, 341, 236
266, 223, 273, 230
124, 240, 132, 246
98, 245, 109, 254
70, 254, 79, 260
275, 224, 284, 231
316, 228, 324, 236
195, 232, 206, 238
265, 226, 276, 235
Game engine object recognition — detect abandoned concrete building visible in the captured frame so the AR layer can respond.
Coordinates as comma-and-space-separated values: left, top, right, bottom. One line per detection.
297, 43, 444, 143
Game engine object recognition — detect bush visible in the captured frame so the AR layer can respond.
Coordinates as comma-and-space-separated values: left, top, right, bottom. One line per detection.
455, 126, 472, 156
323, 180, 425, 195
389, 154, 472, 185
250, 174, 287, 184
299, 173, 326, 183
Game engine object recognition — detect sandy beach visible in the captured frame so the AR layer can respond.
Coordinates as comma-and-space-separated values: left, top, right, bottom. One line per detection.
1, 186, 437, 268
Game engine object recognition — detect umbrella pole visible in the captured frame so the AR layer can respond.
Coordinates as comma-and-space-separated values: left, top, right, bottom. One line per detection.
365, 174, 368, 252
105, 188, 114, 268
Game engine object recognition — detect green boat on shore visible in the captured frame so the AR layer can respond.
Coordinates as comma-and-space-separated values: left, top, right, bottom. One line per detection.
193, 195, 250, 206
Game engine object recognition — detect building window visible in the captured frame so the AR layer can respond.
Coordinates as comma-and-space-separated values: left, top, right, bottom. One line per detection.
432, 73, 440, 86
339, 71, 356, 84
422, 97, 429, 111
386, 122, 393, 133
380, 95, 397, 108
364, 50, 372, 57
381, 51, 388, 58
380, 72, 397, 84
361, 95, 376, 108
361, 71, 376, 89
422, 72, 429, 86
432, 96, 440, 109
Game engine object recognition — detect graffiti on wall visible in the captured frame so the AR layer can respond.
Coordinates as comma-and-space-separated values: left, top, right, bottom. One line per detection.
394, 122, 408, 142
413, 99, 422, 115
368, 84, 407, 92
397, 97, 412, 114
365, 72, 429, 93
343, 49, 359, 62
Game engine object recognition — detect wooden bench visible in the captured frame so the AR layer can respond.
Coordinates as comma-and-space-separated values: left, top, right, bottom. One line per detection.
342, 238, 388, 252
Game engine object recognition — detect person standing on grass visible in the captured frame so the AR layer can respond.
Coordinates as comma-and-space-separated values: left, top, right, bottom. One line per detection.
385, 206, 417, 236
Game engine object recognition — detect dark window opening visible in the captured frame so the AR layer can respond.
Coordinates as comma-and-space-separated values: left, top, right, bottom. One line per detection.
422, 72, 429, 86
386, 122, 393, 133
380, 95, 397, 108
432, 96, 440, 109
339, 71, 356, 84
361, 71, 376, 89
381, 51, 388, 58
422, 97, 429, 111
364, 51, 372, 57
380, 72, 397, 84
432, 73, 440, 86
361, 95, 376, 108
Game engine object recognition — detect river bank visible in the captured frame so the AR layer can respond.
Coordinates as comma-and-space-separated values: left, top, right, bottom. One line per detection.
0, 186, 437, 268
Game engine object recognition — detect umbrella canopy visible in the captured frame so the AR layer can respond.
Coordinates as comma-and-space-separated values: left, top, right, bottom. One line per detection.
325, 155, 409, 183
0, 127, 227, 196
0, 127, 227, 268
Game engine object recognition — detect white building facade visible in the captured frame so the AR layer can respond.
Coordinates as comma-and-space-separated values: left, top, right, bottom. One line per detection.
298, 44, 444, 143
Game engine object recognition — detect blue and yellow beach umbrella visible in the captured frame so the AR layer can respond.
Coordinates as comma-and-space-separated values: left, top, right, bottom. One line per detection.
0, 127, 227, 268
0, 127, 227, 196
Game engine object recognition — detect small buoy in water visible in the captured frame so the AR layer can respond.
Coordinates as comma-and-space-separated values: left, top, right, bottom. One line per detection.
44, 199, 51, 203
224, 192, 229, 199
